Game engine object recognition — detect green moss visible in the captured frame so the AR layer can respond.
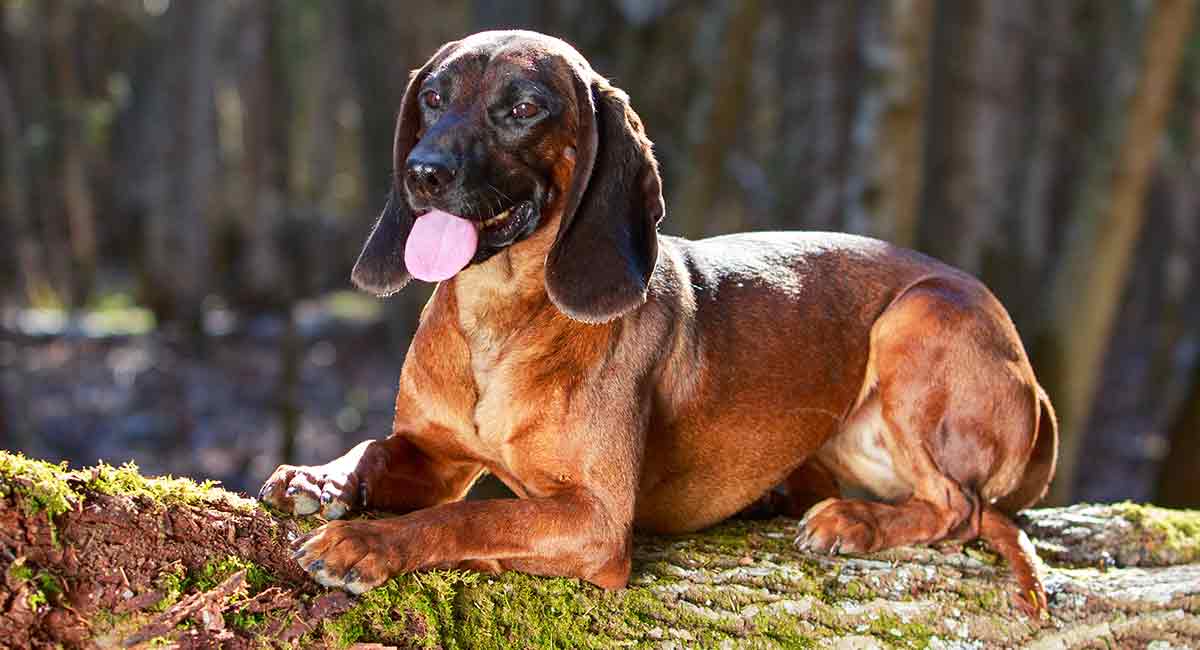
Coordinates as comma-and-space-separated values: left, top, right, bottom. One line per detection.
7, 560, 35, 583
90, 609, 135, 633
0, 452, 77, 520
324, 570, 471, 648
192, 556, 273, 594
839, 579, 876, 601
863, 613, 934, 649
150, 563, 188, 612
147, 556, 273, 631
322, 559, 832, 648
750, 607, 818, 647
0, 451, 255, 516
1112, 502, 1200, 562
325, 569, 669, 649
6, 557, 62, 612
79, 460, 251, 511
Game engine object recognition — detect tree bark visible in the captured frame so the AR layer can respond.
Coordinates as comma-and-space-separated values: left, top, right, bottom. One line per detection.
918, 0, 1035, 277
674, 0, 765, 235
1040, 0, 1197, 505
234, 0, 293, 310
847, 0, 934, 247
1158, 359, 1200, 508
132, 2, 221, 331
0, 60, 43, 306
45, 0, 98, 308
6, 4, 75, 307
767, 0, 861, 234
1, 455, 1198, 648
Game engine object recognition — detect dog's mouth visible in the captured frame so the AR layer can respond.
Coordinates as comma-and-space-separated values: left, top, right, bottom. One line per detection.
477, 199, 539, 244
403, 197, 541, 282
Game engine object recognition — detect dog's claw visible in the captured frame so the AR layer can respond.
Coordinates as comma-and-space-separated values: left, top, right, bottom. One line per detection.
794, 529, 812, 551
830, 536, 842, 555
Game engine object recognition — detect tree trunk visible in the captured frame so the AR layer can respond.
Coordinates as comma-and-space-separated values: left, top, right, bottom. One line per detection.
6, 4, 74, 307
918, 0, 1035, 277
1005, 1, 1074, 333
2, 454, 1198, 648
673, 0, 764, 235
0, 60, 43, 306
1147, 44, 1200, 509
767, 0, 861, 233
234, 0, 293, 310
45, 0, 98, 308
134, 2, 220, 331
847, 0, 934, 247
1158, 361, 1200, 508
1041, 0, 1197, 505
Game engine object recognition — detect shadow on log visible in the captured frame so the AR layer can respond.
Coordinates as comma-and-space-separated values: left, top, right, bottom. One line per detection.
0, 452, 1197, 648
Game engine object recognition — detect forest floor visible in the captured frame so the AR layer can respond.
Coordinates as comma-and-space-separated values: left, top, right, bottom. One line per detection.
2, 453, 1199, 649
0, 295, 406, 495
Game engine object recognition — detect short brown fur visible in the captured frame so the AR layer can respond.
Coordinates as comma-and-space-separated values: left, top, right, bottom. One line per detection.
261, 30, 1057, 618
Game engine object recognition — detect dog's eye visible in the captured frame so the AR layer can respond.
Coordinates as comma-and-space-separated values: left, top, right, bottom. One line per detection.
422, 90, 442, 110
511, 102, 541, 120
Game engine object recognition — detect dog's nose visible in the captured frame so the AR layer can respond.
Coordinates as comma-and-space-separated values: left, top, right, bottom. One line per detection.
405, 154, 456, 197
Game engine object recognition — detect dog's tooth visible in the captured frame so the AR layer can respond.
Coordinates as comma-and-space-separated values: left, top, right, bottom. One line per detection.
484, 208, 512, 226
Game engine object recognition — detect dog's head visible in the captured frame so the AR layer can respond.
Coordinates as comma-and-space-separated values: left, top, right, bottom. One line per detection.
350, 30, 664, 323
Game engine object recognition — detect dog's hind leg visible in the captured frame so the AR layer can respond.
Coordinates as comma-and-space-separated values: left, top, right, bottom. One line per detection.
796, 280, 1048, 616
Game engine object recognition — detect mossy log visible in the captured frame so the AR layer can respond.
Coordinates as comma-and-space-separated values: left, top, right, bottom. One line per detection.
1, 452, 1198, 649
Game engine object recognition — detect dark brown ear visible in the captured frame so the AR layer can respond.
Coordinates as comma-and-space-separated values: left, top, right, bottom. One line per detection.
349, 186, 413, 296
545, 74, 664, 323
350, 44, 454, 297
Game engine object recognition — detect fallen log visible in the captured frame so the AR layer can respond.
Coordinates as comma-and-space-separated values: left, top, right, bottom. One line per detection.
0, 451, 1197, 648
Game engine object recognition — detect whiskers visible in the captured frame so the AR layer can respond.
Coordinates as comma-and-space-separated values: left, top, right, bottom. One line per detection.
485, 183, 514, 220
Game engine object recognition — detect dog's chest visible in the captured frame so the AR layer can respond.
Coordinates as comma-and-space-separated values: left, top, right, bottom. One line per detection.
453, 282, 544, 456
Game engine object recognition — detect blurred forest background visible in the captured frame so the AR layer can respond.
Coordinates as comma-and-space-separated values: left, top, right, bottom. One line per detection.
1, 0, 1199, 509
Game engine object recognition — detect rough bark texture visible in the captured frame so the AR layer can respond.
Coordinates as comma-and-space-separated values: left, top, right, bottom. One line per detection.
1, 453, 1198, 649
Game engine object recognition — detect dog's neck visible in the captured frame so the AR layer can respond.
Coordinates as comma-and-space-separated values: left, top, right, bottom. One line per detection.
450, 218, 560, 346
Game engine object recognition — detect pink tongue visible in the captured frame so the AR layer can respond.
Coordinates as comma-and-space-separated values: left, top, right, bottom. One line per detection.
404, 209, 479, 282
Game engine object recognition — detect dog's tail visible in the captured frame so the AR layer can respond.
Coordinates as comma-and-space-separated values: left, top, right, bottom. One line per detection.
995, 384, 1058, 514
979, 504, 1047, 618
981, 384, 1055, 619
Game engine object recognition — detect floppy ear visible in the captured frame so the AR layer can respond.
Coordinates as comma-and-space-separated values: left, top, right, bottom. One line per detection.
349, 186, 413, 296
544, 73, 664, 323
350, 46, 453, 296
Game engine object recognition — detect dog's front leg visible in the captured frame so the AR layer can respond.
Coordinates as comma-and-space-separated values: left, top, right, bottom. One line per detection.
259, 435, 482, 519
292, 487, 631, 593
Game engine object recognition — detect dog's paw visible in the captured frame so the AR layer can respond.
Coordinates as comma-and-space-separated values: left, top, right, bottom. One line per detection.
259, 463, 362, 519
794, 498, 878, 555
292, 520, 396, 594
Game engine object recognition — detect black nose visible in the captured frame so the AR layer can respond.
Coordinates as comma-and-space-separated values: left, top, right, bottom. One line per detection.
405, 153, 456, 197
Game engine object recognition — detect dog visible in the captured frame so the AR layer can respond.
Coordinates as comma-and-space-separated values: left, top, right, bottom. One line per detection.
260, 30, 1057, 617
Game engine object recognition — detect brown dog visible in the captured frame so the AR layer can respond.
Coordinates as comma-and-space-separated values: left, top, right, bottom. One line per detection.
260, 30, 1057, 616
